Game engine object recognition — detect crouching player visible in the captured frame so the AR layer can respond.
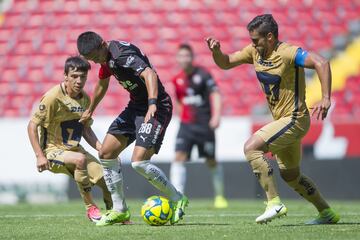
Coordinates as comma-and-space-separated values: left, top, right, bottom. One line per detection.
27, 56, 112, 222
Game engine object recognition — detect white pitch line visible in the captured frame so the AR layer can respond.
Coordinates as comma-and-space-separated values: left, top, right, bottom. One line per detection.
2, 213, 359, 218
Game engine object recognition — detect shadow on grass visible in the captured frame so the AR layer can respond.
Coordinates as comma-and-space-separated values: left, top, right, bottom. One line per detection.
280, 222, 360, 227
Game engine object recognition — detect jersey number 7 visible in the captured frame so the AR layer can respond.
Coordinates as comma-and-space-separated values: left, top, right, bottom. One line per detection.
60, 119, 84, 147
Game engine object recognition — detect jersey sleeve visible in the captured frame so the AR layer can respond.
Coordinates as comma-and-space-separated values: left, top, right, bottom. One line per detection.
294, 48, 309, 67
230, 44, 254, 64
98, 64, 112, 79
204, 72, 219, 93
31, 94, 57, 128
282, 45, 300, 66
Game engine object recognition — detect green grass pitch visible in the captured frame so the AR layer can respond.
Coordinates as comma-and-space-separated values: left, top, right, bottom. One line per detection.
1, 199, 359, 240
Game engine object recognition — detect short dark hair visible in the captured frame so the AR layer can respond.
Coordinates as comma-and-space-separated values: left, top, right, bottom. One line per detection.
64, 56, 91, 75
247, 14, 278, 39
178, 43, 193, 55
77, 31, 103, 56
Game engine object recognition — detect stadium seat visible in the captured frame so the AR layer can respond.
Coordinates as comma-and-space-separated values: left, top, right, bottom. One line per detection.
0, 0, 359, 118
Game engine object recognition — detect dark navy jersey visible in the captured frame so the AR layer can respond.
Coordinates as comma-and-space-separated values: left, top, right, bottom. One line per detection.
99, 40, 170, 111
172, 66, 218, 125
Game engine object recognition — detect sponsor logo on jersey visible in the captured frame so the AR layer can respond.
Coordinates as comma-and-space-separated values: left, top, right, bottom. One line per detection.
183, 95, 203, 106
70, 106, 85, 112
257, 58, 274, 67
120, 80, 138, 91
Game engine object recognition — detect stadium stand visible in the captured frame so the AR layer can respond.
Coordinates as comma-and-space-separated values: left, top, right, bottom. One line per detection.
0, 0, 359, 119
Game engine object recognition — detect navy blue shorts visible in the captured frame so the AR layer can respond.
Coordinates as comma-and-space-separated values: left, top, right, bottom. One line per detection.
107, 105, 172, 154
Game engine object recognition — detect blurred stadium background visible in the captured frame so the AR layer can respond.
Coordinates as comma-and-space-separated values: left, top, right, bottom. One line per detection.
0, 0, 359, 204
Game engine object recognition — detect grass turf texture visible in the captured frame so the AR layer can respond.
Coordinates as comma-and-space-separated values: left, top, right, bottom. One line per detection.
1, 199, 359, 240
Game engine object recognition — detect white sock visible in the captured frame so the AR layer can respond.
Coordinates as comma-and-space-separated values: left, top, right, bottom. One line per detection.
210, 164, 225, 197
132, 160, 182, 201
100, 158, 127, 212
170, 161, 186, 194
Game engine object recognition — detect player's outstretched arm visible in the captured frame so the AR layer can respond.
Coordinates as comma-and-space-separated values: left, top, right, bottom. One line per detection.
303, 52, 332, 120
27, 121, 50, 172
141, 67, 158, 123
205, 37, 243, 70
83, 126, 102, 151
80, 77, 110, 123
209, 91, 222, 129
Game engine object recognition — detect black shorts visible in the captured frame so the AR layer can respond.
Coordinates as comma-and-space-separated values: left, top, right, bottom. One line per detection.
175, 123, 216, 159
107, 104, 172, 154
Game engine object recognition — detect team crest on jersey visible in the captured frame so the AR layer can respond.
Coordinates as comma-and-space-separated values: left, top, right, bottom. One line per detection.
39, 104, 46, 111
124, 55, 135, 67
192, 74, 202, 84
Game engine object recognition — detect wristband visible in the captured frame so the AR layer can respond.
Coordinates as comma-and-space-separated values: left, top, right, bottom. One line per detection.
148, 98, 157, 106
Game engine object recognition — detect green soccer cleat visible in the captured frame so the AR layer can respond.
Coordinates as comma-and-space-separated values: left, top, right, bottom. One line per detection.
170, 195, 189, 225
305, 208, 340, 225
96, 209, 131, 226
214, 196, 229, 209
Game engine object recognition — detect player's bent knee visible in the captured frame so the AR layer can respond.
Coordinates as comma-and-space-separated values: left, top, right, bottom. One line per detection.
244, 138, 260, 155
243, 140, 253, 155
75, 154, 87, 169
244, 135, 267, 156
87, 162, 103, 184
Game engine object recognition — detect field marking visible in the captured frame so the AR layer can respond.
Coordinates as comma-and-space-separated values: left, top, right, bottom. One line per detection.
2, 213, 359, 218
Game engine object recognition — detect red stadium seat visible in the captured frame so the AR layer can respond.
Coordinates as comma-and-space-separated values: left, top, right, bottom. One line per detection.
0, 0, 358, 118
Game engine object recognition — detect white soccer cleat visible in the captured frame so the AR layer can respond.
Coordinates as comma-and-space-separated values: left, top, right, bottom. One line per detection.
256, 203, 287, 224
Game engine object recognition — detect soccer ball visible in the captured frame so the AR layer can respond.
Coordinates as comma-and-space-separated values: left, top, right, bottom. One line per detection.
141, 195, 173, 226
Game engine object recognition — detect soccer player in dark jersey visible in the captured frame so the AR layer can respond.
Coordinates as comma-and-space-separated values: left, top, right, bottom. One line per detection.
207, 14, 339, 224
170, 44, 228, 208
77, 31, 188, 226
